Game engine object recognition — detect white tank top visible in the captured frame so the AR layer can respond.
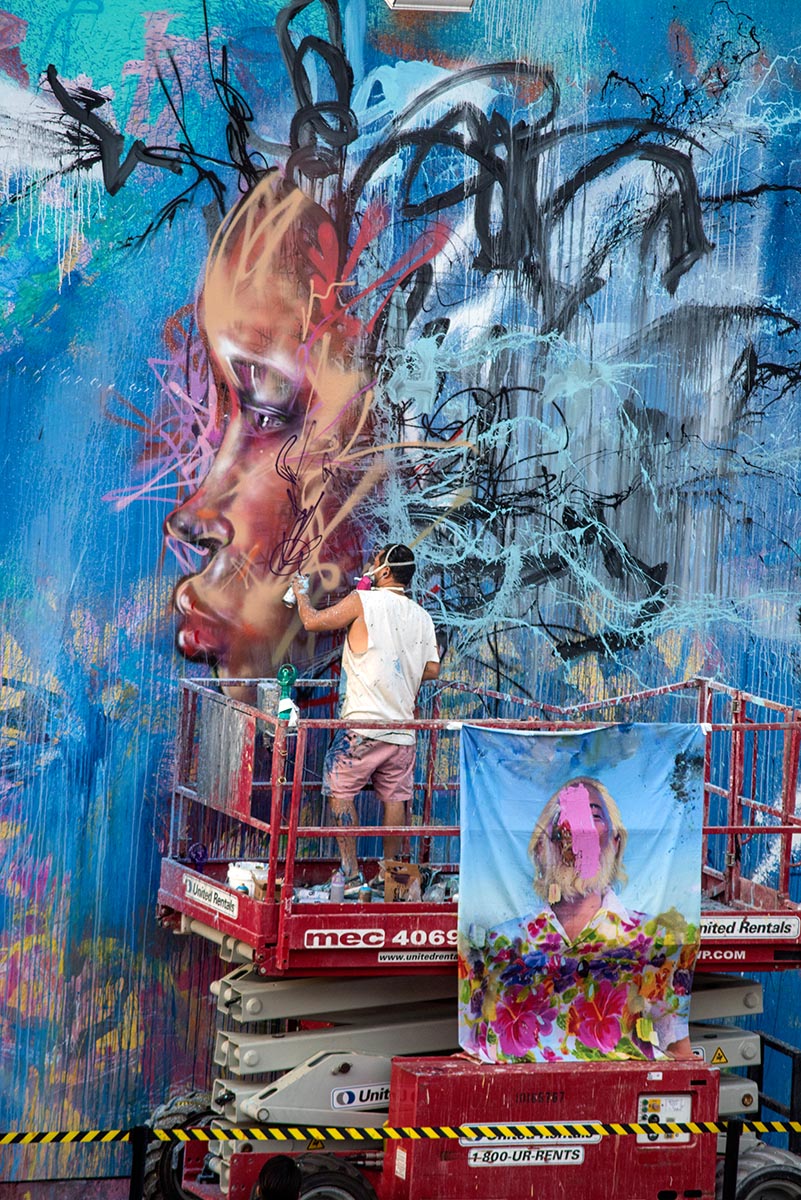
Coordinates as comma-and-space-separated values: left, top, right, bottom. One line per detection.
340, 589, 439, 745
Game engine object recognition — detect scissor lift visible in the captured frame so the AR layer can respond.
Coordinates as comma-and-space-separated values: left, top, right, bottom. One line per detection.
151, 677, 801, 1200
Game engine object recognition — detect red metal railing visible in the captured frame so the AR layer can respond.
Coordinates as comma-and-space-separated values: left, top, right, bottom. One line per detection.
166, 676, 801, 917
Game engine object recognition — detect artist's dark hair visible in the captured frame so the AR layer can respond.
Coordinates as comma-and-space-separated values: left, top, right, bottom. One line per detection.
252, 1154, 302, 1200
377, 543, 416, 587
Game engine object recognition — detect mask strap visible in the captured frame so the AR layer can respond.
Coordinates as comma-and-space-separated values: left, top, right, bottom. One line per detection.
379, 544, 400, 573
377, 545, 415, 574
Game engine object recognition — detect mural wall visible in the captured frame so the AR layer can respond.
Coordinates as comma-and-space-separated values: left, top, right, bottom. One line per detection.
2, 0, 801, 1180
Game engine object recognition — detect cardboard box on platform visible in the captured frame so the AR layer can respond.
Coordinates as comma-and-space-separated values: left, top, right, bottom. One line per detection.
384, 861, 422, 902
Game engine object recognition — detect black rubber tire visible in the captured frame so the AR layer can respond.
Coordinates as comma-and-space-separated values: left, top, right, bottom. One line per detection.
717, 1143, 801, 1200
298, 1153, 378, 1200
736, 1168, 801, 1200
143, 1091, 214, 1200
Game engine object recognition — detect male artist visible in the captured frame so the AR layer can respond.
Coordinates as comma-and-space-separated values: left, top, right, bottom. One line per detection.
460, 777, 696, 1062
292, 544, 440, 882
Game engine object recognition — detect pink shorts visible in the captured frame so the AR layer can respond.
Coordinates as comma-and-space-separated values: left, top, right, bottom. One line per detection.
322, 730, 416, 805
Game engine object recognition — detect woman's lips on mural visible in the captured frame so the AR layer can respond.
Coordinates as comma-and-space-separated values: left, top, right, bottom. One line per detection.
174, 582, 226, 661
177, 622, 222, 660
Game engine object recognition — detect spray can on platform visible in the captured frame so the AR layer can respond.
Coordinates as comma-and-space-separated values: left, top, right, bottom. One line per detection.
276, 663, 298, 724
329, 868, 346, 904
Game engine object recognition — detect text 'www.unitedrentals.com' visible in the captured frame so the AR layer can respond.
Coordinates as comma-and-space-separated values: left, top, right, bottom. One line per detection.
377, 950, 458, 964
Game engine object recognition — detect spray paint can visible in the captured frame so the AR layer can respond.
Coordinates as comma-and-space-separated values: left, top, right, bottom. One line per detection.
282, 574, 309, 607
329, 869, 346, 904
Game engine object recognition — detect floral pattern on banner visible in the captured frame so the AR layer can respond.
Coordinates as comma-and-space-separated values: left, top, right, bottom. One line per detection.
459, 891, 699, 1062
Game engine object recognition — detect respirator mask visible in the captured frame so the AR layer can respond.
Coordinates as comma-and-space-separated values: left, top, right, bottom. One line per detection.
355, 546, 415, 591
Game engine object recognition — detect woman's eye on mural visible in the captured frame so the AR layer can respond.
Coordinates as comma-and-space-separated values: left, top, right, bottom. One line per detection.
226, 356, 301, 432
240, 402, 298, 433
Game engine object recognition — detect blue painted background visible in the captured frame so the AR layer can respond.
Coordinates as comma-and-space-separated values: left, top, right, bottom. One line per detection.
2, 0, 801, 1181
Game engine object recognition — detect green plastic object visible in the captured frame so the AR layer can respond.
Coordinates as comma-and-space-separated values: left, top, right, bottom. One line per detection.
276, 663, 298, 721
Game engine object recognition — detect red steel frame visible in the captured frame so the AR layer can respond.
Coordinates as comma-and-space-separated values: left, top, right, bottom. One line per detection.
158, 675, 801, 976
163, 676, 800, 1200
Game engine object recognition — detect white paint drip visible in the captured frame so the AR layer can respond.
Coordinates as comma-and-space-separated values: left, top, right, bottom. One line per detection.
0, 77, 104, 287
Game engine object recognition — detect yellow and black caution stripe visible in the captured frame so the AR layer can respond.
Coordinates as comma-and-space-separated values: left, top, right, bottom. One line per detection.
4, 1119, 801, 1144
0, 1131, 133, 1144
147, 1119, 801, 1142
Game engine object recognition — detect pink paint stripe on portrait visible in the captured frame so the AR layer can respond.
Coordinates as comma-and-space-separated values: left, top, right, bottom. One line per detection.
558, 782, 601, 879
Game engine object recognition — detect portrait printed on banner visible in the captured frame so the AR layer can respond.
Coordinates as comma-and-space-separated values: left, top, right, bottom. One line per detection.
458, 723, 705, 1062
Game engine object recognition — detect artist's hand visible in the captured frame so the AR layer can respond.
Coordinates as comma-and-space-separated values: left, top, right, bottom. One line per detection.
291, 573, 310, 600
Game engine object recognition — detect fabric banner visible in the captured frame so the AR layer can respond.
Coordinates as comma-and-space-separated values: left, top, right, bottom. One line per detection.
458, 723, 705, 1062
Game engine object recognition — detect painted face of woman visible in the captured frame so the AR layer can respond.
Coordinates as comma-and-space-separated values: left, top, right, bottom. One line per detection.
164, 177, 367, 695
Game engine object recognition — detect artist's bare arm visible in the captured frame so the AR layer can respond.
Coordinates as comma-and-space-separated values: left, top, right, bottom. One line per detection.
421, 660, 441, 682
293, 582, 362, 633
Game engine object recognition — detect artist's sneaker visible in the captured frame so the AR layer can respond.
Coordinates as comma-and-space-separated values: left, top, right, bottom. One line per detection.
366, 859, 388, 889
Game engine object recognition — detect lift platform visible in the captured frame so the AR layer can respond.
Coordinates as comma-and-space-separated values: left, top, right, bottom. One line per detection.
151, 676, 801, 1200
158, 676, 801, 976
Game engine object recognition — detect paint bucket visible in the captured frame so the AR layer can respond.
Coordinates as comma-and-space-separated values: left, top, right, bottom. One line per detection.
227, 861, 267, 897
